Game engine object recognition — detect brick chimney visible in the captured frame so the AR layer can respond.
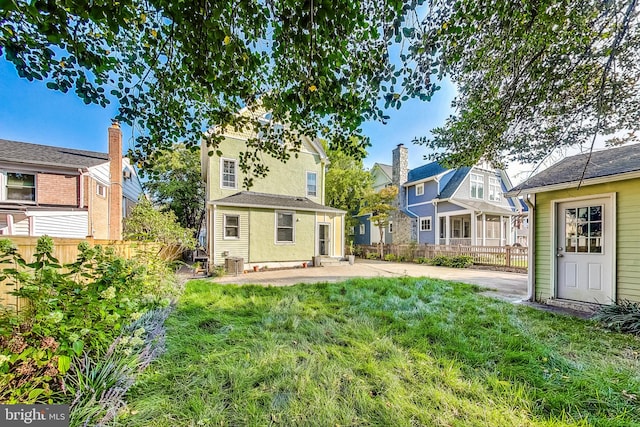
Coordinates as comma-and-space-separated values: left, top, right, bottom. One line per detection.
108, 120, 123, 240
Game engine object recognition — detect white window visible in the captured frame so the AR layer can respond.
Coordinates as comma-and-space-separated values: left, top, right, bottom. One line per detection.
489, 177, 501, 201
420, 216, 432, 231
5, 172, 36, 202
388, 221, 393, 233
416, 183, 424, 196
359, 224, 365, 235
306, 172, 317, 197
96, 183, 107, 197
276, 211, 295, 243
221, 158, 237, 189
224, 215, 239, 239
470, 174, 484, 199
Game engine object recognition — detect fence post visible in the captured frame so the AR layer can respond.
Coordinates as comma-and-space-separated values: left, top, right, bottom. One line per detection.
506, 246, 511, 267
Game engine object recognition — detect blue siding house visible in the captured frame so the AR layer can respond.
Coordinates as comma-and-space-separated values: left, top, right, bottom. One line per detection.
363, 144, 525, 246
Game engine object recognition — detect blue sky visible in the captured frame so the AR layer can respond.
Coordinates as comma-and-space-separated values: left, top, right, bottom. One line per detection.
0, 58, 459, 169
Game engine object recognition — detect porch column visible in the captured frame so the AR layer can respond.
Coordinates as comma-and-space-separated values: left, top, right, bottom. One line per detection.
446, 215, 451, 246
482, 213, 486, 246
471, 213, 476, 245
499, 215, 504, 246
6, 214, 14, 235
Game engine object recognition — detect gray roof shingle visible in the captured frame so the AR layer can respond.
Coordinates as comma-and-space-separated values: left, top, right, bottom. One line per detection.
509, 144, 640, 194
407, 161, 448, 183
211, 191, 345, 213
0, 138, 109, 169
438, 167, 471, 199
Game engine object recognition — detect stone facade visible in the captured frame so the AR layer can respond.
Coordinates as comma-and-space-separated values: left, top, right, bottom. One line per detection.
391, 144, 415, 244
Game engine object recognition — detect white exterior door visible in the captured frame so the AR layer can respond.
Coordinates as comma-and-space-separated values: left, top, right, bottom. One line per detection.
556, 197, 613, 304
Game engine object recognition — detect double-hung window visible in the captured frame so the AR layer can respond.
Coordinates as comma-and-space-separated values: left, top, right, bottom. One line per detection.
488, 177, 501, 201
276, 211, 295, 243
359, 224, 365, 235
416, 183, 424, 196
221, 159, 237, 189
306, 172, 317, 197
224, 215, 240, 239
470, 174, 484, 199
6, 172, 36, 202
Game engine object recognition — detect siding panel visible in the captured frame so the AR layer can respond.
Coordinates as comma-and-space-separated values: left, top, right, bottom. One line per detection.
534, 178, 640, 303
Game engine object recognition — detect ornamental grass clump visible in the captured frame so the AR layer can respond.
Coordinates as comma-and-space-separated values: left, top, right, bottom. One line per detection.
593, 299, 640, 335
0, 236, 177, 405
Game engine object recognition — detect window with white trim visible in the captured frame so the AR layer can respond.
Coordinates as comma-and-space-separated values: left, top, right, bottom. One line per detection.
416, 183, 424, 196
420, 216, 432, 231
488, 177, 501, 201
224, 215, 240, 239
221, 158, 237, 189
359, 224, 365, 235
276, 211, 295, 243
306, 172, 317, 197
96, 183, 107, 197
470, 173, 484, 199
5, 172, 36, 202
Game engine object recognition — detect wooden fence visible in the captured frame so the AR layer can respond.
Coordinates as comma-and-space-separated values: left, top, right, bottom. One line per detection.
357, 244, 528, 272
0, 236, 181, 312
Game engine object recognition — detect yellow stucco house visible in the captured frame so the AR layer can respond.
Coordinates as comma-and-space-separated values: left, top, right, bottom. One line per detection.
201, 109, 346, 271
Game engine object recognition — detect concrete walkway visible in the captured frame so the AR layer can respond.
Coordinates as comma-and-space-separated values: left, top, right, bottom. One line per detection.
210, 259, 528, 302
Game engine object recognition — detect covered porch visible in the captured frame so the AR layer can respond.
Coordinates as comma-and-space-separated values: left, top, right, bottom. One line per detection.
436, 202, 515, 246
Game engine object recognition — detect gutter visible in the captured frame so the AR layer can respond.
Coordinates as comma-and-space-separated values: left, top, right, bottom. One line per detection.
524, 193, 536, 302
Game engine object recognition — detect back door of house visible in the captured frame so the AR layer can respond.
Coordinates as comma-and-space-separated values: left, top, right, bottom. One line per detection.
318, 223, 330, 256
556, 197, 613, 303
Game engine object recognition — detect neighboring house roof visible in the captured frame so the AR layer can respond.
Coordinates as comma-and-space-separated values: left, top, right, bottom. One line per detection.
210, 191, 345, 213
507, 143, 640, 195
0, 138, 109, 169
371, 163, 392, 181
407, 161, 448, 183
438, 167, 472, 199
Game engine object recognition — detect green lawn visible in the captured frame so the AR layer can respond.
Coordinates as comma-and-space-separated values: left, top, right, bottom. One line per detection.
122, 278, 640, 426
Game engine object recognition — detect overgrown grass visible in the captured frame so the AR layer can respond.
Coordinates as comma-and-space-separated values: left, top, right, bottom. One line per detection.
122, 278, 640, 426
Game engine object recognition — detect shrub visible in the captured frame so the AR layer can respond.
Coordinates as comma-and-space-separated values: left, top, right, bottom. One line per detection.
366, 252, 379, 260
428, 255, 473, 268
0, 236, 177, 404
415, 257, 429, 264
384, 254, 397, 262
593, 300, 640, 335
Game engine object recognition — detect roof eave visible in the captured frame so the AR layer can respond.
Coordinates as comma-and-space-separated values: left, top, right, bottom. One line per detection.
505, 170, 640, 197
209, 200, 346, 214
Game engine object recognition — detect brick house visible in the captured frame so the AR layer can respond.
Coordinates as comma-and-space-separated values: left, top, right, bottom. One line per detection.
0, 122, 143, 239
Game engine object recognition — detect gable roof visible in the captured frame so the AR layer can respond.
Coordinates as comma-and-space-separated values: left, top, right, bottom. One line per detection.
210, 191, 345, 213
407, 161, 448, 183
507, 143, 640, 195
371, 163, 392, 180
0, 138, 109, 169
438, 167, 472, 199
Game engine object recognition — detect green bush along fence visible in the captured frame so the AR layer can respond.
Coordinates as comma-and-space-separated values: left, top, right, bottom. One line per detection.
357, 244, 528, 272
0, 236, 180, 312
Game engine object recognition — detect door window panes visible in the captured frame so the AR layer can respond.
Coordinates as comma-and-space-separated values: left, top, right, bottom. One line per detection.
565, 205, 602, 253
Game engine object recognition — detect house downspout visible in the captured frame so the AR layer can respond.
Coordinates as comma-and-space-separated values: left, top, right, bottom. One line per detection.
524, 193, 535, 302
